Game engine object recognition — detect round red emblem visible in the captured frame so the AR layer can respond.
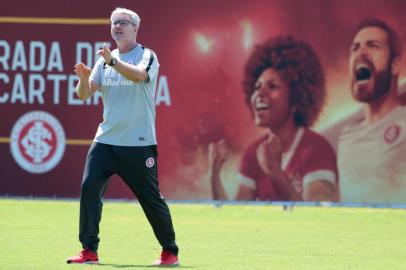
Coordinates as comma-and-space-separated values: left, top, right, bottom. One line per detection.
383, 124, 401, 144
10, 111, 66, 174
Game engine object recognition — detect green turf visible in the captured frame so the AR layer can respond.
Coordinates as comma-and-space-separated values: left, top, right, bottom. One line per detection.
0, 199, 405, 270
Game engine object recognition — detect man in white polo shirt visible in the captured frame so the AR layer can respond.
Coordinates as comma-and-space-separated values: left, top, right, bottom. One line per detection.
338, 18, 406, 204
66, 7, 179, 266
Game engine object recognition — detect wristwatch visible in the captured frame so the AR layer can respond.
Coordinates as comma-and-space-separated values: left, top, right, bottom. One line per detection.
108, 57, 117, 67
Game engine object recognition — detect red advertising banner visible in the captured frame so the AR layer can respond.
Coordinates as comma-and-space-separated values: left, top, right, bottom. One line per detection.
1, 0, 406, 203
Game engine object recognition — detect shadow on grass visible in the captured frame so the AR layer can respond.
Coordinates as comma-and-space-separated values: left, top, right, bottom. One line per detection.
99, 263, 194, 269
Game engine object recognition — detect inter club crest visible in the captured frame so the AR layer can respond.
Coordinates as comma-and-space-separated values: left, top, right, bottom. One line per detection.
383, 124, 401, 144
10, 111, 66, 174
146, 157, 155, 168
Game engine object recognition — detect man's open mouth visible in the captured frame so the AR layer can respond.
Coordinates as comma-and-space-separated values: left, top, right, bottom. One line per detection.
355, 64, 373, 82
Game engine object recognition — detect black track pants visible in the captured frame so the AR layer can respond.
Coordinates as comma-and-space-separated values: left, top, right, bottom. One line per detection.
78, 142, 178, 255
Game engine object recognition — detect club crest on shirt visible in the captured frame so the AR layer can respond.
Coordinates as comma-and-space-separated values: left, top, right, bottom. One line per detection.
146, 157, 155, 168
289, 172, 303, 195
383, 124, 401, 144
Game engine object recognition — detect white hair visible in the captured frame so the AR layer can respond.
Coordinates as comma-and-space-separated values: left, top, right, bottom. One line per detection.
111, 7, 141, 27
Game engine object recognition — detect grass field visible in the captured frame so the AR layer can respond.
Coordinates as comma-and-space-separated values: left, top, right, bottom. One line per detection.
0, 199, 405, 270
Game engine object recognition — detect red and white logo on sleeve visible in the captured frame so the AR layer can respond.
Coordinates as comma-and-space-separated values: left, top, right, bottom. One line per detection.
10, 111, 66, 174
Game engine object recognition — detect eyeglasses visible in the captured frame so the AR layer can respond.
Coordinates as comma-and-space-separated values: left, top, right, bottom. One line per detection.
110, 20, 136, 27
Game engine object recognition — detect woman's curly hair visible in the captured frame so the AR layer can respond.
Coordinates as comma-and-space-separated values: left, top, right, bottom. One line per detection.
243, 36, 326, 127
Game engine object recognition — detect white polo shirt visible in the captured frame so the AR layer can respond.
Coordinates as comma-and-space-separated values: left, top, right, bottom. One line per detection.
90, 44, 159, 146
338, 105, 406, 203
